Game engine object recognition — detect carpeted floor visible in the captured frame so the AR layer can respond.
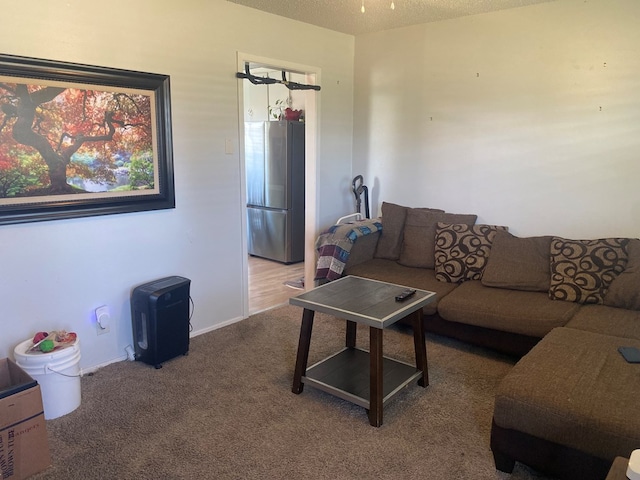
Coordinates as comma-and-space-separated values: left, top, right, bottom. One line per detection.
33, 305, 554, 479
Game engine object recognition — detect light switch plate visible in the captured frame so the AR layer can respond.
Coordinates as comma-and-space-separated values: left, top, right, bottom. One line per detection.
225, 138, 234, 155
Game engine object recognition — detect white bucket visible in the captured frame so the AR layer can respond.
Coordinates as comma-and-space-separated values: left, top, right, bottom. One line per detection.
14, 338, 81, 420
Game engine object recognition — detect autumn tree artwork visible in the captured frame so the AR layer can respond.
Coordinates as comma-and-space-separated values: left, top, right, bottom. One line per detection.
0, 79, 157, 200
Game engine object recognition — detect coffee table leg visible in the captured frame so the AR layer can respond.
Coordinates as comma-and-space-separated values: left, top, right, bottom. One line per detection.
411, 309, 429, 387
292, 308, 315, 394
368, 327, 383, 427
346, 320, 357, 348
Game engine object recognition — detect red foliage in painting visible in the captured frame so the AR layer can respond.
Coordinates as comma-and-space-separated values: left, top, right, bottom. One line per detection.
0, 80, 153, 195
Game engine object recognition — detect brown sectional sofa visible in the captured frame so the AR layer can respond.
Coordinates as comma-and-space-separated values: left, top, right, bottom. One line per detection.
491, 327, 640, 479
334, 202, 640, 480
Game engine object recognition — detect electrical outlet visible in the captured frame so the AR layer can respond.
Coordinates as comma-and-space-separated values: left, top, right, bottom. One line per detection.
95, 305, 111, 335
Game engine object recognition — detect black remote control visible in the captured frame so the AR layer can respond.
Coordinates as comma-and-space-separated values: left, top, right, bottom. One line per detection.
619, 346, 640, 363
395, 289, 416, 302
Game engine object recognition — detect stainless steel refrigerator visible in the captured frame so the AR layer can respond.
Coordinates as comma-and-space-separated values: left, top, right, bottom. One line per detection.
246, 120, 305, 264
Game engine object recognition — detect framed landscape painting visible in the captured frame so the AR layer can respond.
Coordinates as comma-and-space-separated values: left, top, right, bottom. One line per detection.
0, 54, 174, 225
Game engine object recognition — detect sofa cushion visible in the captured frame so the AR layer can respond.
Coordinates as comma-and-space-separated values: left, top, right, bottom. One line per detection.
374, 202, 409, 260
604, 238, 640, 311
565, 304, 640, 341
437, 280, 579, 337
344, 231, 381, 269
434, 223, 508, 283
398, 211, 477, 269
344, 259, 457, 315
481, 231, 552, 292
549, 237, 630, 305
374, 203, 444, 260
493, 327, 640, 460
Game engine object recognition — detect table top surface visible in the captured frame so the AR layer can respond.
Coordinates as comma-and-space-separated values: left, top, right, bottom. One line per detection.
289, 276, 436, 328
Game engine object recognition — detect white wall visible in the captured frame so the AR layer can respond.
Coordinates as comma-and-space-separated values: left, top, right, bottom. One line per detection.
353, 0, 640, 238
0, 0, 355, 370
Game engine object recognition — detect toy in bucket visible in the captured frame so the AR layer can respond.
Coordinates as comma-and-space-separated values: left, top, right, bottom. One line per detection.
15, 330, 82, 419
28, 330, 77, 353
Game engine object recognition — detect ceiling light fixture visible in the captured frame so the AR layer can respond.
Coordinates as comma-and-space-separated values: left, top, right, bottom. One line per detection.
360, 1, 396, 13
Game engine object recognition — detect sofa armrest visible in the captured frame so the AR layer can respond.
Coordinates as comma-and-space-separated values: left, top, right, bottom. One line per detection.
343, 230, 380, 270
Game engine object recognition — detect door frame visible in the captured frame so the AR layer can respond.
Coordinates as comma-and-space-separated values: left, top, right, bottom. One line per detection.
237, 52, 320, 317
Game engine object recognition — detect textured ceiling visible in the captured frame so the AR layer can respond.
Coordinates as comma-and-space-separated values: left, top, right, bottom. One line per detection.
227, 0, 555, 35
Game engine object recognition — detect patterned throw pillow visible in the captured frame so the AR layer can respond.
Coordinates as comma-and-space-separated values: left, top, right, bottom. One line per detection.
549, 237, 630, 304
434, 223, 508, 283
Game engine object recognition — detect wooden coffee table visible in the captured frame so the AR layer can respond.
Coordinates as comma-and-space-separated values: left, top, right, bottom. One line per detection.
290, 275, 436, 427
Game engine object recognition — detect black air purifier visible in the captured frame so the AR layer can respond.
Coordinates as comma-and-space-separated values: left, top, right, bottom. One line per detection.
131, 276, 191, 368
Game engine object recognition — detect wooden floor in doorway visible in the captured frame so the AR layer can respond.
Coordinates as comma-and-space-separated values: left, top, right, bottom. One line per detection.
248, 255, 305, 315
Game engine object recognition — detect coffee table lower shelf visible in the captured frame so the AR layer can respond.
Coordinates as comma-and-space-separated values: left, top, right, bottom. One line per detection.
302, 347, 422, 409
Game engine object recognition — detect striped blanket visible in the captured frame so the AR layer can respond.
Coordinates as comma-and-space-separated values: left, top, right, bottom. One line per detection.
314, 218, 383, 281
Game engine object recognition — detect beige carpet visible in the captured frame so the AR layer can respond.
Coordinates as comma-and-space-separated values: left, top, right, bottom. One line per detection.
33, 305, 553, 479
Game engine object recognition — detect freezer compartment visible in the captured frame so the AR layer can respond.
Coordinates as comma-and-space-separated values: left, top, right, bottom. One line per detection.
247, 206, 304, 264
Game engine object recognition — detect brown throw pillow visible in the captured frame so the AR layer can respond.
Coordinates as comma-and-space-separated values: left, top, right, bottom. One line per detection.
482, 231, 552, 292
604, 238, 640, 310
549, 237, 630, 304
374, 202, 408, 260
434, 223, 508, 283
374, 203, 446, 260
398, 211, 477, 269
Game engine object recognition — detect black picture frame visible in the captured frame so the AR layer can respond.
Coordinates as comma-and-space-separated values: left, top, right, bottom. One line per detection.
0, 54, 175, 225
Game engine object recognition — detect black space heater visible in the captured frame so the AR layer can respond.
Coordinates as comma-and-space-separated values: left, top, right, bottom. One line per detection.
131, 276, 191, 369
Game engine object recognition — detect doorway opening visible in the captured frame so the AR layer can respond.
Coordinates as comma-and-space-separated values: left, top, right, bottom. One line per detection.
237, 53, 320, 316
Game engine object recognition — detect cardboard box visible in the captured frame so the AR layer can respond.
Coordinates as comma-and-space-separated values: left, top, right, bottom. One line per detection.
0, 358, 50, 479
